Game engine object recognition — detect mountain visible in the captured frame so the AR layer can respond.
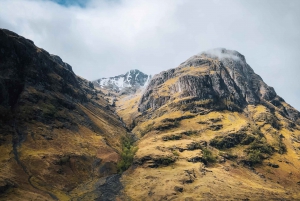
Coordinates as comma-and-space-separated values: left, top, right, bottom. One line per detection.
115, 48, 300, 200
0, 29, 128, 200
93, 69, 151, 92
139, 48, 299, 120
1, 28, 300, 201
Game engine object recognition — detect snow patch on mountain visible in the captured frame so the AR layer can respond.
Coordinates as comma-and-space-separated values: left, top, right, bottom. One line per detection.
93, 69, 151, 91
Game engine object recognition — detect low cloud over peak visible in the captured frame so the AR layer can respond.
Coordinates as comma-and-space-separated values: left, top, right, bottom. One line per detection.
201, 48, 245, 61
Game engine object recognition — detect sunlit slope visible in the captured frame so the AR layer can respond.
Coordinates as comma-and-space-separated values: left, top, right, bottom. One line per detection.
116, 49, 300, 200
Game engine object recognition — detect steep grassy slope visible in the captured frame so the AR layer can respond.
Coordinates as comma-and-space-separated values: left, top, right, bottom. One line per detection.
0, 29, 127, 200
116, 49, 300, 200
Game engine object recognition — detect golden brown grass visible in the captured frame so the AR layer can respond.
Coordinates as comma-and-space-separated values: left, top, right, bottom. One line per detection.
115, 93, 300, 200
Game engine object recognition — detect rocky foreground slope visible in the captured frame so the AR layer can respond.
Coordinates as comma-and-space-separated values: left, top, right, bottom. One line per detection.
116, 49, 300, 200
0, 29, 128, 200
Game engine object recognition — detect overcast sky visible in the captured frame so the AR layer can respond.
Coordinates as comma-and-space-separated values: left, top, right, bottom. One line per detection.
0, 0, 299, 110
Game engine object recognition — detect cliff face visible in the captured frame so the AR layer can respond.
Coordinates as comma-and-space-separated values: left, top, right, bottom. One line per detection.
138, 48, 299, 121
0, 30, 85, 111
0, 29, 127, 200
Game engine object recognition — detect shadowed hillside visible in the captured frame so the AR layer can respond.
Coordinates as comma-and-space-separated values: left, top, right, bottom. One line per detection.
0, 29, 127, 200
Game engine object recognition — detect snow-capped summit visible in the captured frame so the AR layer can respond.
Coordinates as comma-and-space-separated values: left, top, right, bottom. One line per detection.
93, 69, 151, 91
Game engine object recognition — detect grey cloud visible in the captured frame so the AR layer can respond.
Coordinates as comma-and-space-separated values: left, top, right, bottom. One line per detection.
0, 0, 299, 110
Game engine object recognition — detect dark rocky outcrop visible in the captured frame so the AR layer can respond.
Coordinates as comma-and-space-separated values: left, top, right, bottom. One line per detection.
210, 133, 255, 149
174, 186, 184, 193
134, 155, 176, 168
0, 29, 86, 111
0, 180, 15, 194
95, 174, 123, 201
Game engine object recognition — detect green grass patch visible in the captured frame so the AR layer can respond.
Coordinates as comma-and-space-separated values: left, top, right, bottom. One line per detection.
172, 150, 180, 156
243, 138, 275, 166
202, 148, 216, 164
117, 136, 138, 173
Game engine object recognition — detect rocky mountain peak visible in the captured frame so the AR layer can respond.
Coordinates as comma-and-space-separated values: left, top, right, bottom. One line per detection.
93, 69, 151, 91
139, 48, 299, 121
179, 48, 277, 102
180, 48, 249, 76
